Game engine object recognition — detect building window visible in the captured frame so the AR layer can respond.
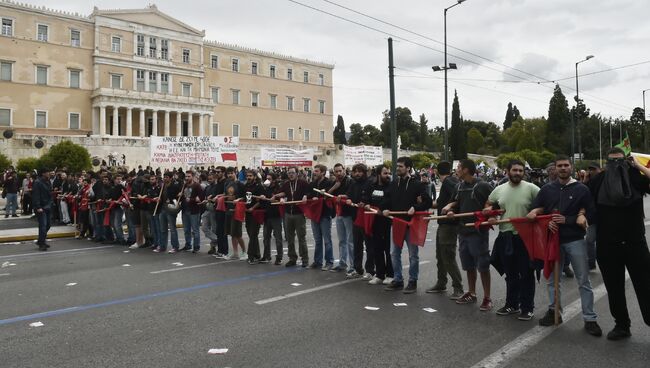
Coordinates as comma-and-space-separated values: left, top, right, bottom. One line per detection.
110, 73, 122, 89
36, 66, 47, 85
69, 70, 80, 88
304, 129, 310, 142
136, 34, 145, 56
35, 111, 47, 128
111, 36, 121, 53
232, 124, 240, 137
37, 24, 48, 42
160, 73, 169, 93
136, 70, 145, 91
211, 55, 218, 68
288, 128, 294, 141
251, 92, 259, 107
232, 90, 240, 105
148, 71, 157, 92
182, 83, 191, 97
211, 87, 219, 103
149, 37, 157, 57
161, 40, 169, 60
319, 100, 325, 114
320, 130, 325, 143
70, 29, 80, 47
0, 108, 10, 127
270, 94, 277, 109
303, 98, 310, 113
251, 61, 258, 75
303, 71, 309, 83
211, 123, 219, 136
69, 112, 80, 129
287, 68, 293, 80
287, 96, 294, 111
318, 73, 324, 86
270, 127, 277, 140
1, 61, 12, 81
1, 18, 12, 36
232, 58, 239, 72
182, 48, 190, 64
251, 125, 258, 139
270, 65, 276, 78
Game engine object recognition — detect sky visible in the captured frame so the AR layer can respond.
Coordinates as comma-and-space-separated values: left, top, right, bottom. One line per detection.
23, 0, 650, 129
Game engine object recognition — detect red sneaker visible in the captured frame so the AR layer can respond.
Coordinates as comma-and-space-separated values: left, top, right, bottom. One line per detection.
479, 297, 493, 311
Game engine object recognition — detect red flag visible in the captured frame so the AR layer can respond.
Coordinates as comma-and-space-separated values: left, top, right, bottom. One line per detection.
325, 195, 346, 216
510, 215, 560, 279
353, 206, 376, 237
216, 196, 226, 212
252, 209, 265, 225
298, 197, 323, 223
473, 210, 504, 230
233, 201, 246, 222
391, 217, 409, 248
221, 152, 237, 162
408, 215, 430, 247
103, 201, 116, 226
278, 204, 285, 218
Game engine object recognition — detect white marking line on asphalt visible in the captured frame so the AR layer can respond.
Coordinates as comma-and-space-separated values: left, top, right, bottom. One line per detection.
0, 273, 10, 277
470, 277, 616, 368
254, 261, 430, 305
0, 246, 114, 259
149, 260, 238, 274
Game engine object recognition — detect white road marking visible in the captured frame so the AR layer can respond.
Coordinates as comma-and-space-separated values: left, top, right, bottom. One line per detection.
470, 279, 613, 368
0, 246, 113, 260
255, 261, 430, 305
0, 273, 10, 277
149, 260, 238, 274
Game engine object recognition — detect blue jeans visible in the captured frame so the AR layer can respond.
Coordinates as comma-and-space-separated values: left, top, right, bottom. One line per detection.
6, 193, 18, 215
547, 239, 597, 321
390, 229, 419, 283
111, 207, 125, 243
36, 208, 51, 244
125, 208, 136, 243
148, 213, 161, 247
335, 216, 353, 269
159, 211, 179, 250
93, 210, 105, 241
311, 216, 334, 266
182, 211, 201, 250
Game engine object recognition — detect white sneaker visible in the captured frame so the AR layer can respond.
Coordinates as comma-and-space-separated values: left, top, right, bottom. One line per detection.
226, 253, 239, 260
129, 244, 139, 250
368, 276, 384, 285
362, 272, 373, 281
239, 252, 248, 261
383, 277, 394, 285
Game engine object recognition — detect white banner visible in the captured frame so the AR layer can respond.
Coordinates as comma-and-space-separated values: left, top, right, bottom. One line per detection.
150, 136, 239, 165
260, 147, 314, 167
343, 145, 383, 167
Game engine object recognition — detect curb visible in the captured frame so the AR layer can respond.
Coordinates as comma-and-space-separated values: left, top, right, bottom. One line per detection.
0, 224, 186, 243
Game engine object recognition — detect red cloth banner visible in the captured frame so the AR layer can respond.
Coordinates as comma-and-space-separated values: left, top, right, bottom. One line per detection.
103, 201, 117, 226
473, 210, 504, 230
216, 196, 226, 212
298, 197, 323, 223
391, 214, 430, 248
221, 152, 237, 162
252, 209, 266, 225
510, 215, 560, 279
234, 201, 246, 222
353, 206, 376, 237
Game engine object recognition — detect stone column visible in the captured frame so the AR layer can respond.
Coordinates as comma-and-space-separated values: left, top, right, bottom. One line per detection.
206, 114, 212, 136
112, 106, 119, 136
99, 106, 106, 136
164, 110, 170, 136
187, 113, 194, 137
126, 107, 133, 137
151, 110, 158, 136
176, 111, 182, 136
198, 114, 205, 136
139, 109, 145, 137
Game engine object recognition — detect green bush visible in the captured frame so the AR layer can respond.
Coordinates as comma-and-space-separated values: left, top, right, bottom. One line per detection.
496, 149, 555, 169
0, 153, 11, 173
410, 152, 438, 170
16, 157, 41, 174
39, 140, 91, 173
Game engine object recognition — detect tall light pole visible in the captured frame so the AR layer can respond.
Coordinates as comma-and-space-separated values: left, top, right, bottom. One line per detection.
433, 0, 466, 162
573, 55, 594, 163
643, 88, 649, 152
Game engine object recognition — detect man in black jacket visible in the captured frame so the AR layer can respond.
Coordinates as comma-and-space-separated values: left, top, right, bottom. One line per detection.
528, 155, 602, 336
261, 173, 283, 264
590, 148, 650, 340
346, 163, 372, 279
309, 164, 334, 270
363, 164, 393, 285
381, 157, 432, 293
329, 163, 354, 273
32, 168, 53, 250
108, 174, 127, 245
243, 169, 264, 264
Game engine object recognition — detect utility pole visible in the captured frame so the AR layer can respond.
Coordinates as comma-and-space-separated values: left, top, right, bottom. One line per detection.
388, 38, 397, 176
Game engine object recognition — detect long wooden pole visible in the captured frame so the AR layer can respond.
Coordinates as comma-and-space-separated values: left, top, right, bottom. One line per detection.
152, 184, 164, 216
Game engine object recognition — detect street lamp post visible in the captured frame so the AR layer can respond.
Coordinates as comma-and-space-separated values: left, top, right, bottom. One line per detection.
643, 89, 649, 152
573, 55, 594, 163
433, 0, 466, 162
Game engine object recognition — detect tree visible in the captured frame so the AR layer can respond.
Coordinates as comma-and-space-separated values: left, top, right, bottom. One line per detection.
39, 140, 91, 173
450, 90, 467, 159
0, 153, 11, 173
418, 113, 428, 150
546, 84, 571, 154
466, 128, 484, 153
409, 152, 437, 169
348, 123, 364, 145
362, 124, 383, 146
631, 107, 647, 152
380, 107, 419, 150
512, 105, 520, 120
503, 102, 514, 130
16, 157, 40, 173
333, 115, 347, 144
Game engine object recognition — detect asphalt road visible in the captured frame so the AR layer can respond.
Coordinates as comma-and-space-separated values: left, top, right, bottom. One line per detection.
0, 205, 649, 367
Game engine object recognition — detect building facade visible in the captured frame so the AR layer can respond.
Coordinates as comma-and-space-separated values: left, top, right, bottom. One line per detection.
0, 1, 334, 150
